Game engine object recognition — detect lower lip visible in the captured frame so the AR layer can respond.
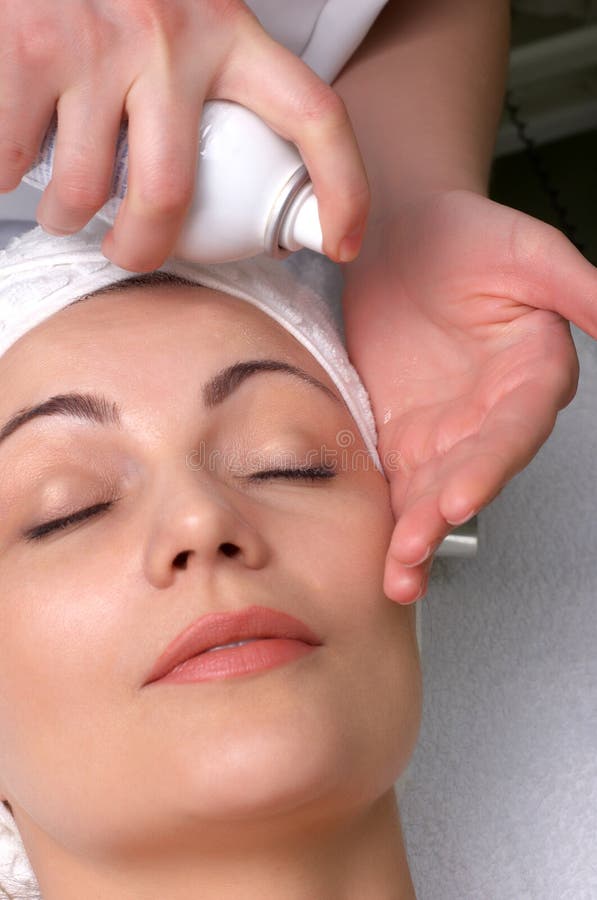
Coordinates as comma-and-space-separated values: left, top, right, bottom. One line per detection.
152, 639, 319, 685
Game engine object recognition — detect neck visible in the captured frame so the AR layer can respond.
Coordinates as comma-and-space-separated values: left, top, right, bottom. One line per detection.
27, 789, 416, 900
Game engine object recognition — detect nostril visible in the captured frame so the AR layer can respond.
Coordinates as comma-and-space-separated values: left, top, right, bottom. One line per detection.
219, 542, 240, 558
173, 550, 190, 569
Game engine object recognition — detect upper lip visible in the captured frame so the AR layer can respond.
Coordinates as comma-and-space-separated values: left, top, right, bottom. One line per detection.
142, 604, 323, 686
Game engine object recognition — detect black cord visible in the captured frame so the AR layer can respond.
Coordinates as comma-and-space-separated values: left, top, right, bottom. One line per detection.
504, 87, 586, 254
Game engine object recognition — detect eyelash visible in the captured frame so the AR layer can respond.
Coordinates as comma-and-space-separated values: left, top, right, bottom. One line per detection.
24, 466, 336, 542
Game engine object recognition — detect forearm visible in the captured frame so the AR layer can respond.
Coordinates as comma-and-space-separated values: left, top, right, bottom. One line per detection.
332, 0, 510, 217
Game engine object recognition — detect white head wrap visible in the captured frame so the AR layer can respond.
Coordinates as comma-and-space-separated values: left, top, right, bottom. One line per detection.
0, 219, 420, 898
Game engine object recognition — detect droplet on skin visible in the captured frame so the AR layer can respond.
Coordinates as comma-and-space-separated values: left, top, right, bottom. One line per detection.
383, 408, 392, 425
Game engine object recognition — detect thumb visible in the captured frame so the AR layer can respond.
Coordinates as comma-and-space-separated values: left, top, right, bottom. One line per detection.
508, 212, 597, 339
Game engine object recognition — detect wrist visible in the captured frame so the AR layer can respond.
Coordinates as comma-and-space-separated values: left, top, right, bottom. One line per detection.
366, 167, 490, 227
342, 183, 487, 271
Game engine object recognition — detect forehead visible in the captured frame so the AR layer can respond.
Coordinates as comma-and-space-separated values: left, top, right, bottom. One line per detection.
3, 283, 311, 356
49, 282, 291, 340
0, 283, 337, 413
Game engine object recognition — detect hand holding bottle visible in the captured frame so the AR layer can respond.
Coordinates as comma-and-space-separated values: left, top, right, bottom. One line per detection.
0, 0, 370, 271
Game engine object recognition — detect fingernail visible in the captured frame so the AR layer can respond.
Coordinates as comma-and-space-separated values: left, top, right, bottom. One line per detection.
338, 228, 364, 262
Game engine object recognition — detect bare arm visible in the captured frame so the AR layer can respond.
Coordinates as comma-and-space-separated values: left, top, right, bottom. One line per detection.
332, 0, 511, 223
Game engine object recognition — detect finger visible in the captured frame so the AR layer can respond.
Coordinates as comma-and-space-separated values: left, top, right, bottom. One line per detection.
384, 548, 434, 606
498, 210, 597, 339
389, 375, 562, 567
35, 86, 122, 235
540, 231, 597, 340
216, 27, 370, 262
388, 491, 454, 568
438, 370, 569, 526
382, 395, 486, 566
0, 70, 58, 192
102, 74, 202, 272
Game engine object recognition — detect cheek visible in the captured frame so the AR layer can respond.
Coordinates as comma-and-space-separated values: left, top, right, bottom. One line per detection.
0, 556, 128, 801
1, 550, 123, 679
273, 485, 421, 794
269, 477, 398, 661
307, 483, 394, 595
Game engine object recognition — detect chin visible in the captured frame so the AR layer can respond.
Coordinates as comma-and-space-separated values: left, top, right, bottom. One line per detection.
168, 712, 368, 827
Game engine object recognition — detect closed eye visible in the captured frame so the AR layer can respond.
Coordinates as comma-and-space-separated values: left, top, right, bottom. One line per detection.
23, 467, 337, 542
248, 465, 336, 482
24, 500, 117, 542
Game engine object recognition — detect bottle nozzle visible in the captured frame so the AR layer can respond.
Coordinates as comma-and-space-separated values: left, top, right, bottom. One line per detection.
278, 183, 323, 254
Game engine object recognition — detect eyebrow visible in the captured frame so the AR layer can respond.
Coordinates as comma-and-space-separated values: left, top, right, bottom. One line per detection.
0, 359, 340, 448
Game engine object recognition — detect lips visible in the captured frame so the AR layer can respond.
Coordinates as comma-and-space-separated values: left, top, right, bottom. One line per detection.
143, 604, 322, 686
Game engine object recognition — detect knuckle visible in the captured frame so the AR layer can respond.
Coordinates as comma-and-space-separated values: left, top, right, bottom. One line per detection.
13, 17, 63, 67
76, 17, 112, 62
0, 136, 38, 186
118, 0, 164, 30
120, 0, 248, 66
340, 178, 371, 209
538, 221, 567, 256
296, 83, 347, 127
201, 0, 248, 26
54, 176, 108, 215
512, 215, 562, 268
9, 9, 111, 75
120, 0, 191, 42
135, 173, 194, 216
323, 179, 370, 231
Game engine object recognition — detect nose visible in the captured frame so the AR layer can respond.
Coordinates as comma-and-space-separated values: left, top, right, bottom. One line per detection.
143, 475, 270, 588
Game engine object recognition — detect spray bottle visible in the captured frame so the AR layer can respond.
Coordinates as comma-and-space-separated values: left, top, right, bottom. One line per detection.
23, 100, 323, 265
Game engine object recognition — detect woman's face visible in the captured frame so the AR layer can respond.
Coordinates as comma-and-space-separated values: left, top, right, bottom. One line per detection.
0, 284, 421, 861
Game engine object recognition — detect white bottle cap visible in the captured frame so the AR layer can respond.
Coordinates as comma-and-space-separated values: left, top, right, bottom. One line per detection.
278, 182, 323, 254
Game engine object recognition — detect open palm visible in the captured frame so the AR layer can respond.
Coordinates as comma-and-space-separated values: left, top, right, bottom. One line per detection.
341, 190, 597, 603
